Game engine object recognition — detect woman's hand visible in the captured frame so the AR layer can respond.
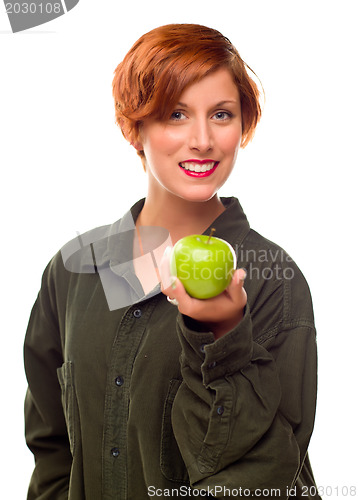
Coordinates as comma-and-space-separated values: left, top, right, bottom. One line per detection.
159, 247, 247, 339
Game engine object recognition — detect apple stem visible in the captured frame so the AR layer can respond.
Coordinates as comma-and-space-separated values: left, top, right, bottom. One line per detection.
207, 227, 216, 244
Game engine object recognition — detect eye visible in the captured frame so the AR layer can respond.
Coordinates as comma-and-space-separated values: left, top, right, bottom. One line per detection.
212, 111, 232, 121
170, 111, 186, 121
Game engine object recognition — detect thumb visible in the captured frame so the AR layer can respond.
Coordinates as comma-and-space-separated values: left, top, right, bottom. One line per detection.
226, 268, 247, 302
235, 268, 247, 286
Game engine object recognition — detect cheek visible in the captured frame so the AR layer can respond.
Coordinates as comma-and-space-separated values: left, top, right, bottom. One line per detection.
219, 129, 242, 153
162, 129, 185, 155
146, 129, 183, 158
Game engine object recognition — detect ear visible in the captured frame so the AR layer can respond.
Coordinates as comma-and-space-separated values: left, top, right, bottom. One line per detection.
118, 119, 143, 151
131, 139, 144, 151
131, 126, 144, 151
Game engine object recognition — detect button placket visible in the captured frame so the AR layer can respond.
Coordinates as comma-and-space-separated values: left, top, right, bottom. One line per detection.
102, 299, 158, 498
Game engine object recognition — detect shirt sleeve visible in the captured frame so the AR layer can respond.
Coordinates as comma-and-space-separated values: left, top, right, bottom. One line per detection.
24, 257, 72, 499
172, 299, 318, 497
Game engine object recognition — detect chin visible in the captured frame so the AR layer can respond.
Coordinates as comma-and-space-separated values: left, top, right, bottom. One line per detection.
176, 187, 219, 203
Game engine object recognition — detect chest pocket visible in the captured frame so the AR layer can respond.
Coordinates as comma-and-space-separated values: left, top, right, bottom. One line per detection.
160, 378, 190, 483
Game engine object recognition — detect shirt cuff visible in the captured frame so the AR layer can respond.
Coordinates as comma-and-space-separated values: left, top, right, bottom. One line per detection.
176, 304, 254, 387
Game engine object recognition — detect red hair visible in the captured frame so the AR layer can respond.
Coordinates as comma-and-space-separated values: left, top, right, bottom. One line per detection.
112, 24, 262, 163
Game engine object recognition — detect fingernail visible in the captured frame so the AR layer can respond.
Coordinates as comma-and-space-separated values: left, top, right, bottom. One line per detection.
236, 268, 247, 284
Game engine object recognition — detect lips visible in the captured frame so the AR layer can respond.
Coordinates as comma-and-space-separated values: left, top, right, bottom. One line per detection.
179, 160, 219, 178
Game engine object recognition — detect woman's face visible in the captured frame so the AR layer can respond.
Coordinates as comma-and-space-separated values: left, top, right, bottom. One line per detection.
137, 68, 242, 203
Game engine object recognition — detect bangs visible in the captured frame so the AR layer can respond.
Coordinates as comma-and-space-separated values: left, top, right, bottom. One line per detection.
123, 33, 234, 122
140, 57, 226, 122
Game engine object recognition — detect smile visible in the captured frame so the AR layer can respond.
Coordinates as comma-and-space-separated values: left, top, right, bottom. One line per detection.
179, 160, 219, 178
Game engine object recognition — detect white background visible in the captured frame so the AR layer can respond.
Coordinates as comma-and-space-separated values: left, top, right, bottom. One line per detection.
1, 0, 357, 497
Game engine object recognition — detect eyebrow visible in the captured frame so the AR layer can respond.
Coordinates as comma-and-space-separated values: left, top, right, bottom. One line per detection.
176, 100, 238, 108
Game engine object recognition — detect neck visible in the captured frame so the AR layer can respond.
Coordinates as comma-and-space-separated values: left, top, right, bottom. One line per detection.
136, 191, 226, 244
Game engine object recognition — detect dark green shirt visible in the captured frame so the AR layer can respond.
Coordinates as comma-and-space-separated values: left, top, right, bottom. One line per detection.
24, 197, 321, 499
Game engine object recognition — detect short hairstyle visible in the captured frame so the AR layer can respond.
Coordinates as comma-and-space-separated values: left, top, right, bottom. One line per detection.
112, 24, 262, 164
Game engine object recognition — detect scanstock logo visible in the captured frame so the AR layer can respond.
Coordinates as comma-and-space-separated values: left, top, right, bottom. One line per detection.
4, 0, 79, 32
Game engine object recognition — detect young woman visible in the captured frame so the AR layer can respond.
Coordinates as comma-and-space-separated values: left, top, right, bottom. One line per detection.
24, 24, 321, 499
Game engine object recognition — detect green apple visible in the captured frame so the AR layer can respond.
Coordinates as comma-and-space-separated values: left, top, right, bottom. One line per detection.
170, 229, 237, 299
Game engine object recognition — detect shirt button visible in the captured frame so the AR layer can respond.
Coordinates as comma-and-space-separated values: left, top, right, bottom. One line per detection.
217, 406, 224, 416
133, 309, 142, 318
199, 344, 207, 353
111, 447, 120, 458
115, 376, 124, 387
208, 361, 217, 369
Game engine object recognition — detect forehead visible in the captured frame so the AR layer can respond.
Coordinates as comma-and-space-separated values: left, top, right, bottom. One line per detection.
176, 68, 240, 105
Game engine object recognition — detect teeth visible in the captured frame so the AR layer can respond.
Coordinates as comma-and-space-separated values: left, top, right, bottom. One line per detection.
179, 161, 216, 172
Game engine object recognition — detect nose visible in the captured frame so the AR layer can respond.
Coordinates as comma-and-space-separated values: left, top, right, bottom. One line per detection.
188, 118, 213, 152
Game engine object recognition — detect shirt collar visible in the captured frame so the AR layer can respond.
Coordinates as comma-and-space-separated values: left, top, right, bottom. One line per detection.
202, 197, 250, 251
61, 197, 250, 277
104, 196, 250, 268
